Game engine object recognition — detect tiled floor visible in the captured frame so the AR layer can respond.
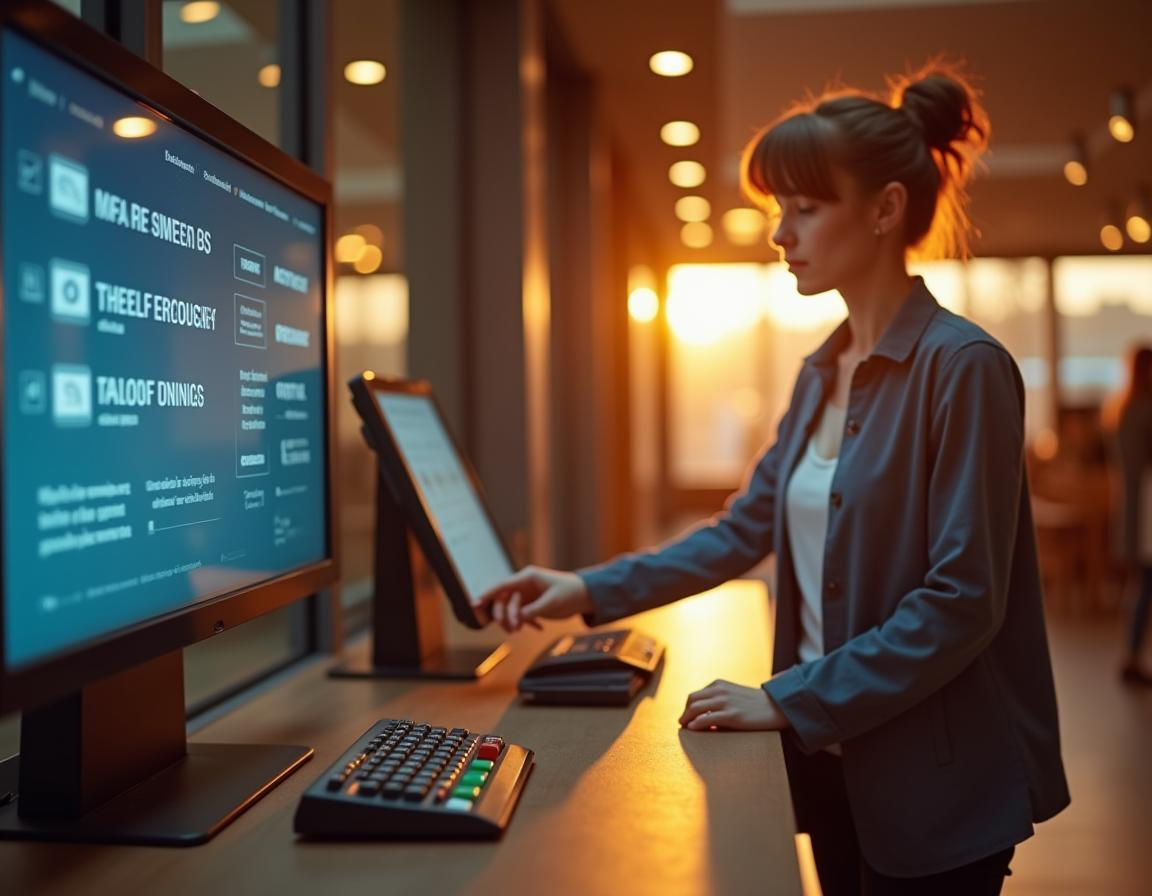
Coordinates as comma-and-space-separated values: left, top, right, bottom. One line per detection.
1005, 610, 1152, 895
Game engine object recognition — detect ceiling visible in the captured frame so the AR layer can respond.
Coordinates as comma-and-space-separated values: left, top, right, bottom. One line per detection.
160, 0, 1152, 270
549, 0, 1152, 263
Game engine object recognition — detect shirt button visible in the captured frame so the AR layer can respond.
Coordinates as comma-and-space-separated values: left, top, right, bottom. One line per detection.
845, 419, 860, 436
829, 492, 842, 508
826, 579, 840, 596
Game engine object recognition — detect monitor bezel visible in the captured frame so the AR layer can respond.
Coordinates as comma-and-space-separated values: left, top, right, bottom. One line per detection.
349, 375, 517, 631
0, 0, 340, 712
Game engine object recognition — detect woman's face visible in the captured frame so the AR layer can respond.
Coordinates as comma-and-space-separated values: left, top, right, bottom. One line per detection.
769, 166, 885, 296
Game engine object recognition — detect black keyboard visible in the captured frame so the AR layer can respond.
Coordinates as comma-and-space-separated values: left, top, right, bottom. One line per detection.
293, 718, 534, 839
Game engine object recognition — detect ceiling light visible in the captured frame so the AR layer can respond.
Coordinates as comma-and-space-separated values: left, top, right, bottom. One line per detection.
722, 209, 767, 246
1126, 187, 1151, 243
1109, 88, 1135, 143
669, 161, 705, 189
680, 222, 713, 249
344, 60, 387, 86
1100, 223, 1124, 251
675, 196, 710, 222
1062, 133, 1087, 186
335, 233, 366, 263
660, 121, 699, 147
628, 287, 659, 324
649, 51, 693, 78
354, 244, 383, 274
180, 1, 220, 24
112, 116, 157, 138
257, 64, 280, 88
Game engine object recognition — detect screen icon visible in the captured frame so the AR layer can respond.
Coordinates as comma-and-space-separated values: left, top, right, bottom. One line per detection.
50, 259, 91, 325
52, 364, 92, 427
19, 263, 45, 303
17, 149, 43, 194
49, 154, 89, 223
19, 370, 47, 414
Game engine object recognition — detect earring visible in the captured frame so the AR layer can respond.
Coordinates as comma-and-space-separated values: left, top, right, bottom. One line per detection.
874, 225, 882, 237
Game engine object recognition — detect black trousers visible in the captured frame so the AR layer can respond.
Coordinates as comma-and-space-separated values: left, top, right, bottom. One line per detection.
781, 737, 1015, 896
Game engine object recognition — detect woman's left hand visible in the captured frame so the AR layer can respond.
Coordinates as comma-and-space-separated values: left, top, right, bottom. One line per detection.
679, 679, 789, 731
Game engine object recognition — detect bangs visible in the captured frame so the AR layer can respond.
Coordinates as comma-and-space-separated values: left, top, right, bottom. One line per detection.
741, 113, 842, 205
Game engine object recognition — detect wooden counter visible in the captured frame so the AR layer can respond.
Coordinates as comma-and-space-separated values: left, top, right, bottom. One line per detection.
1, 580, 802, 895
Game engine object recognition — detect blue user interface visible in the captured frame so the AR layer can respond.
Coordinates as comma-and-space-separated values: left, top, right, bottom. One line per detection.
2, 29, 328, 669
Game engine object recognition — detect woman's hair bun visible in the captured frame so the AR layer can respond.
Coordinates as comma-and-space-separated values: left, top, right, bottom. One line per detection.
897, 72, 985, 156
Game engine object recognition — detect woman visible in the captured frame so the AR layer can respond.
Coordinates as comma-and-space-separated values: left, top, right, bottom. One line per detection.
1102, 344, 1152, 685
480, 66, 1069, 895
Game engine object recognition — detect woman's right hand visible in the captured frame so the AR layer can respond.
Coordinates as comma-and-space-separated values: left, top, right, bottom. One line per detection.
476, 566, 592, 633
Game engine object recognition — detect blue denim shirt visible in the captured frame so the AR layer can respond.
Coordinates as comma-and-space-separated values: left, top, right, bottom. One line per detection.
579, 279, 1070, 876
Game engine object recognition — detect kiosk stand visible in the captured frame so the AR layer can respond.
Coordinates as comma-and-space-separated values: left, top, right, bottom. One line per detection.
328, 468, 509, 680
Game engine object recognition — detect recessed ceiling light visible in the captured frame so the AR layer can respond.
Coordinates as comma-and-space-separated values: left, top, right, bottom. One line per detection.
257, 64, 280, 88
1099, 224, 1123, 251
660, 121, 699, 147
628, 287, 659, 324
675, 196, 710, 222
354, 244, 384, 274
180, 1, 220, 25
344, 60, 387, 86
669, 161, 706, 189
649, 51, 693, 78
680, 222, 713, 248
112, 116, 157, 139
722, 209, 766, 246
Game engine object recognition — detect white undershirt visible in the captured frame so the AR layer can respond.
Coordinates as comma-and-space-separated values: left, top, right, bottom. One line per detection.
785, 401, 846, 665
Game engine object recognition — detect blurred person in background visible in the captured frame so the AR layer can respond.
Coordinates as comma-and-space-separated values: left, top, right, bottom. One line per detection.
1102, 343, 1152, 685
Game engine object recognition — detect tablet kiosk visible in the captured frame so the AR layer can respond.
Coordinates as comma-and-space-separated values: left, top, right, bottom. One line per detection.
330, 374, 513, 679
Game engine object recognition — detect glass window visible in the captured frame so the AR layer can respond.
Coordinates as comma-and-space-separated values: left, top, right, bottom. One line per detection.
162, 0, 280, 146
331, 1, 405, 625
1053, 256, 1152, 407
49, 0, 82, 15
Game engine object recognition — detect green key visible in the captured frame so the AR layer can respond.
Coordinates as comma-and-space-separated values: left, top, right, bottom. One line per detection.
451, 784, 481, 801
460, 770, 488, 787
469, 759, 494, 771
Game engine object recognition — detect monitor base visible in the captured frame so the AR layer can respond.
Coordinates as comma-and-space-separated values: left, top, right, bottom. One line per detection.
0, 743, 311, 846
328, 642, 511, 680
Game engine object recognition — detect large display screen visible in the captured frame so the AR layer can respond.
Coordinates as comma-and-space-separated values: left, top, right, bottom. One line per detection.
2, 28, 328, 670
373, 391, 513, 604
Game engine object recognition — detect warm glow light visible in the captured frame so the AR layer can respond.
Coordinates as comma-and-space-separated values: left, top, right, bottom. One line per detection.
1100, 224, 1124, 251
666, 264, 763, 345
1109, 115, 1135, 143
660, 120, 700, 147
180, 1, 220, 24
680, 222, 713, 248
669, 160, 706, 188
344, 60, 387, 86
1062, 160, 1087, 186
722, 208, 766, 246
1128, 215, 1151, 243
258, 64, 281, 88
628, 287, 659, 323
335, 233, 367, 263
649, 51, 693, 77
675, 196, 710, 222
112, 116, 156, 139
354, 244, 384, 274
1033, 428, 1059, 461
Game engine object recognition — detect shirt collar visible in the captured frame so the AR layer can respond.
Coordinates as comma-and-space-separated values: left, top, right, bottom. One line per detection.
804, 276, 939, 372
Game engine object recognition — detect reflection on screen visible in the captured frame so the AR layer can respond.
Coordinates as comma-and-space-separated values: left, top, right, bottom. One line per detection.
2, 28, 327, 669
374, 393, 513, 602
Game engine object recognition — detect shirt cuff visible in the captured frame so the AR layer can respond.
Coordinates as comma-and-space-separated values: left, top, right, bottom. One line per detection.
762, 666, 843, 754
576, 567, 634, 627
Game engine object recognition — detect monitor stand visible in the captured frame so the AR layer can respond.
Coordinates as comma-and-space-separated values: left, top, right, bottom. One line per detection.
329, 470, 509, 680
0, 650, 311, 846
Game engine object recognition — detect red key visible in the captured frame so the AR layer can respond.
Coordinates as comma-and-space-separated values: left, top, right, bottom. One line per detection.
477, 741, 502, 760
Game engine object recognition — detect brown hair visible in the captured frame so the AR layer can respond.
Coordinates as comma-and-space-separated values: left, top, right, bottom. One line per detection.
741, 62, 990, 259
